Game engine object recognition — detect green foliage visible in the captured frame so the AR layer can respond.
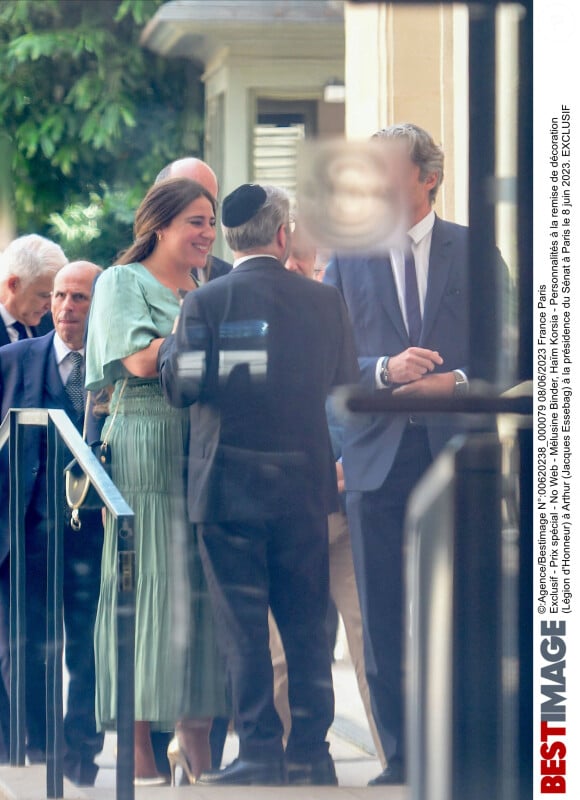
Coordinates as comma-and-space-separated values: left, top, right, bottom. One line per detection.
0, 0, 204, 262
48, 185, 137, 266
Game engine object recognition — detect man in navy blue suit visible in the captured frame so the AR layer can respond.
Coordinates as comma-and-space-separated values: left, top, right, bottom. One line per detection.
324, 123, 475, 784
0, 260, 104, 785
0, 234, 67, 346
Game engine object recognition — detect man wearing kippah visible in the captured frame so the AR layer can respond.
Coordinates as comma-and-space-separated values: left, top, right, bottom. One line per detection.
159, 184, 359, 786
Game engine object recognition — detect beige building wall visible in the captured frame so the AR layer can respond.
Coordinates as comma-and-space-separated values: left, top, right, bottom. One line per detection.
344, 1, 469, 224
204, 53, 345, 195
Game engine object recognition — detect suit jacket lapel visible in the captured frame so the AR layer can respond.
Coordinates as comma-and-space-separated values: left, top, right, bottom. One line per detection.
44, 345, 83, 427
367, 256, 408, 344
19, 337, 48, 408
0, 318, 11, 347
45, 347, 67, 406
421, 217, 453, 344
22, 333, 68, 408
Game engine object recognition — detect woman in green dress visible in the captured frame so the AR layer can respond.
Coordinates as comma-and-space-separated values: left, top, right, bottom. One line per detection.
85, 177, 227, 784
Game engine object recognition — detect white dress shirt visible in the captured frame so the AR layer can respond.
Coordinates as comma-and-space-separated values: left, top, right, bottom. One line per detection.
0, 302, 33, 342
233, 254, 279, 269
389, 209, 435, 325
53, 333, 84, 386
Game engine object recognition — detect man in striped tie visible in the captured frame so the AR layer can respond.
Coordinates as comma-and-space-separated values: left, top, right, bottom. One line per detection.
0, 260, 105, 786
0, 234, 67, 347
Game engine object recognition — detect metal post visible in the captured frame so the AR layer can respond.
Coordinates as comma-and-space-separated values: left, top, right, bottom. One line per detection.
452, 437, 503, 799
517, 2, 533, 383
517, 427, 533, 797
515, 6, 533, 797
116, 516, 136, 800
1, 408, 136, 798
8, 411, 26, 766
45, 417, 65, 799
468, 3, 498, 383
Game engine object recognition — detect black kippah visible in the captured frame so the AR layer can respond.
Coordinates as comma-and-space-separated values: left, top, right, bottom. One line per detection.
221, 184, 267, 228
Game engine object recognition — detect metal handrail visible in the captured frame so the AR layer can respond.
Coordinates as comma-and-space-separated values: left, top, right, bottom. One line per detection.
346, 391, 533, 416
341, 380, 533, 417
0, 408, 135, 800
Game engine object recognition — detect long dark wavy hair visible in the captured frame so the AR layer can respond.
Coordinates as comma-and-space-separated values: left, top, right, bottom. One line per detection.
118, 177, 217, 265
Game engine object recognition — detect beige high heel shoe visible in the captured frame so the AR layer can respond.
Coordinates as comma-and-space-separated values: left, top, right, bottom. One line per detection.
116, 744, 167, 786
134, 775, 167, 787
167, 736, 197, 786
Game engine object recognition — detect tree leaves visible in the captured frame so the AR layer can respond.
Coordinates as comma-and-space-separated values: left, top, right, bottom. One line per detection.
48, 186, 138, 264
0, 0, 203, 258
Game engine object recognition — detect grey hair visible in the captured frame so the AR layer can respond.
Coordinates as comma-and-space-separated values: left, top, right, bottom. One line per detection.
373, 123, 444, 204
0, 234, 67, 287
223, 185, 290, 252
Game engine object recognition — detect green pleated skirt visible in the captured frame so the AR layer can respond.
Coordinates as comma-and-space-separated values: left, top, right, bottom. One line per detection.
94, 379, 228, 731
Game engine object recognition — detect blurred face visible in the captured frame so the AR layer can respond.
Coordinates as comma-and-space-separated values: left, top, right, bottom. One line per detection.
158, 197, 216, 271
285, 226, 317, 279
51, 266, 95, 350
6, 271, 55, 327
286, 243, 317, 279
383, 140, 436, 225
313, 250, 330, 282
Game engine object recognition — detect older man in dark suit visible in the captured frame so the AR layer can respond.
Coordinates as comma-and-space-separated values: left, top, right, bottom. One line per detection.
159, 183, 359, 786
324, 123, 496, 785
0, 260, 104, 785
0, 234, 67, 346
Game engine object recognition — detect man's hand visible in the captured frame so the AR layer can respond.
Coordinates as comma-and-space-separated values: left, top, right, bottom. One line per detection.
387, 347, 444, 384
336, 461, 345, 494
392, 371, 456, 396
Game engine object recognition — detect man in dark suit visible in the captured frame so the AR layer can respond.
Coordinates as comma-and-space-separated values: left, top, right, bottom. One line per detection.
0, 260, 104, 785
159, 183, 359, 786
324, 123, 474, 785
0, 234, 67, 346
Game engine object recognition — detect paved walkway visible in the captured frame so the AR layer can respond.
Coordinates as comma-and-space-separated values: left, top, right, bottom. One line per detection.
0, 769, 408, 800
0, 658, 409, 800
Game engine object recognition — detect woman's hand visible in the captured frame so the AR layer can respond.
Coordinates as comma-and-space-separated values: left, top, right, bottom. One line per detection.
336, 461, 345, 493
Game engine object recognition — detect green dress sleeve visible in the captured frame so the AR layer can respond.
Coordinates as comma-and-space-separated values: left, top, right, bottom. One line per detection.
85, 264, 170, 390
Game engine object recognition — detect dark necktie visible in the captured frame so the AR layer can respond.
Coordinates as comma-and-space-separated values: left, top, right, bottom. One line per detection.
12, 320, 29, 341
65, 351, 85, 416
404, 238, 422, 346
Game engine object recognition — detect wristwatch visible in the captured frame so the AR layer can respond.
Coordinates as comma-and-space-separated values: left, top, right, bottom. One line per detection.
379, 356, 392, 388
453, 369, 469, 396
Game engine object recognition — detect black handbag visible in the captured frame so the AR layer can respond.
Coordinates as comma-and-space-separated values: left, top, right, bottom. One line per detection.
64, 379, 127, 530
